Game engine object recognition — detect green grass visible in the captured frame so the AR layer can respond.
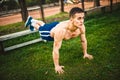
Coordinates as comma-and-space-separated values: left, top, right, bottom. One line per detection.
0, 10, 120, 80
0, 22, 25, 36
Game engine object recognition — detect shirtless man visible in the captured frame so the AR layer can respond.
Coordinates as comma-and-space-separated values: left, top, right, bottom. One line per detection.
25, 7, 93, 74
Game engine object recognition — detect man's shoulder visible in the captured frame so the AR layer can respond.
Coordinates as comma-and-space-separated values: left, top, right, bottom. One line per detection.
55, 20, 69, 28
58, 20, 69, 24
51, 24, 66, 33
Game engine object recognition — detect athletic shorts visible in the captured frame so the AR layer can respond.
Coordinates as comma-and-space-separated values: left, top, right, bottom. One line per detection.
39, 22, 59, 41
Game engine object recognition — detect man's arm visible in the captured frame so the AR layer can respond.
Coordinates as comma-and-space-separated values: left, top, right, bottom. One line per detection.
52, 29, 65, 74
80, 32, 87, 55
80, 25, 93, 60
53, 40, 64, 74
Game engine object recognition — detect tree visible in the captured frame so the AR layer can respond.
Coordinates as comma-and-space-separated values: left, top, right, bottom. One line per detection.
110, 0, 113, 12
39, 0, 45, 22
18, 0, 28, 22
60, 0, 64, 12
81, 0, 85, 11
94, 0, 100, 7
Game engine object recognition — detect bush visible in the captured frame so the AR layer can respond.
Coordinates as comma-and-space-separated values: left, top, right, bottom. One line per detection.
0, 0, 19, 11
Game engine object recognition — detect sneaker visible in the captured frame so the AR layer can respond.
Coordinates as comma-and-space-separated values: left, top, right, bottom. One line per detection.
25, 16, 33, 27
29, 24, 34, 31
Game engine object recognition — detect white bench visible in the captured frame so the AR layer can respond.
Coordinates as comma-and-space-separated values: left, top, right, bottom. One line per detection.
0, 30, 46, 54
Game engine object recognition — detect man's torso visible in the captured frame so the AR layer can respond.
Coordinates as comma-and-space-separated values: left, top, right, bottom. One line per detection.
50, 20, 82, 40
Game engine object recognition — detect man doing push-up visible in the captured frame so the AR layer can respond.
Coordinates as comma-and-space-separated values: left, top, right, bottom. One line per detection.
25, 7, 93, 74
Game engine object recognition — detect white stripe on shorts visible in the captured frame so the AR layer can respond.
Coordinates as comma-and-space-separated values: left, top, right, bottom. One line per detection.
39, 31, 50, 33
40, 34, 50, 37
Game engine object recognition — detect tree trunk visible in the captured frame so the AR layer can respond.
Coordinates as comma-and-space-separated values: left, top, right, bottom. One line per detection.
39, 0, 45, 22
60, 0, 64, 12
110, 0, 113, 12
18, 0, 28, 22
81, 0, 85, 11
94, 0, 100, 7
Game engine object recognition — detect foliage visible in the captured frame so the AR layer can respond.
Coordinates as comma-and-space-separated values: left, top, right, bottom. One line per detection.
0, 0, 19, 11
0, 0, 59, 11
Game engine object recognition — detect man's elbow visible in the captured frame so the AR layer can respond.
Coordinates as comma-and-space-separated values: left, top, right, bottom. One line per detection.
81, 39, 87, 43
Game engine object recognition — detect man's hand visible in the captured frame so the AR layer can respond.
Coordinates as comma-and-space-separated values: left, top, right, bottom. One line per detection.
55, 65, 64, 74
83, 54, 93, 60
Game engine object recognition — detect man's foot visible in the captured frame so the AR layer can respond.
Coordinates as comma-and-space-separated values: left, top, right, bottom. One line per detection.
29, 24, 34, 31
25, 16, 33, 27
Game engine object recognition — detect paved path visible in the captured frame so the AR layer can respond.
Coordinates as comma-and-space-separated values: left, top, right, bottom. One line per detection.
0, 1, 114, 26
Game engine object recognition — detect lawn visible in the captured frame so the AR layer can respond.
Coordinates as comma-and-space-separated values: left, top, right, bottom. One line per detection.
0, 9, 120, 80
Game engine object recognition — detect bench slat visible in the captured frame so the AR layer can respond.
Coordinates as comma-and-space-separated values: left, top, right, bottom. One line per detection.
0, 30, 38, 41
4, 38, 43, 52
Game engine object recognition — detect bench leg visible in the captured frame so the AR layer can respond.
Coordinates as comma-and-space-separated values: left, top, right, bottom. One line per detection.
0, 41, 4, 54
101, 6, 106, 13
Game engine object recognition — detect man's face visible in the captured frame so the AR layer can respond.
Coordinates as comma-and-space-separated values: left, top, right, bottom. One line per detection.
71, 13, 85, 28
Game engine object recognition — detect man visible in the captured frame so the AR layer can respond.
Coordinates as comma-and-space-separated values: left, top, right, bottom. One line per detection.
25, 7, 93, 74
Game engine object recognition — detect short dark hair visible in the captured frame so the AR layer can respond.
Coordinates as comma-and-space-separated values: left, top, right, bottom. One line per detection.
69, 7, 84, 18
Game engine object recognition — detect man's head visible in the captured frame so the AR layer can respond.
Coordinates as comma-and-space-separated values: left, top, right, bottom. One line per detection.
69, 7, 85, 27
69, 7, 84, 18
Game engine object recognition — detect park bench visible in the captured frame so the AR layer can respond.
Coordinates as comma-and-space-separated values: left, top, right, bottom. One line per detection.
0, 30, 46, 54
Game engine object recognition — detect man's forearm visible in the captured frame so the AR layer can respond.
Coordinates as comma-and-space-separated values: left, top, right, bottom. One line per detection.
81, 39, 93, 60
81, 40, 87, 54
53, 50, 59, 67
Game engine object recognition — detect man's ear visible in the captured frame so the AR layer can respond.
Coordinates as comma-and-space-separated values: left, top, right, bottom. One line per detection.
70, 17, 73, 21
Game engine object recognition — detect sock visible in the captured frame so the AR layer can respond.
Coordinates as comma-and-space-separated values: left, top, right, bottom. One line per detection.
31, 22, 36, 30
31, 22, 36, 27
31, 19, 38, 23
41, 23, 45, 26
31, 19, 45, 26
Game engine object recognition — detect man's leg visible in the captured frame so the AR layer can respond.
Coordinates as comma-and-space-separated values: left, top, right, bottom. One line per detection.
31, 20, 45, 30
25, 16, 45, 31
32, 20, 45, 26
31, 19, 45, 30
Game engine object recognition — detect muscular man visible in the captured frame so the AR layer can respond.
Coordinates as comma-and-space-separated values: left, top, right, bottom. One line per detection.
25, 7, 93, 74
